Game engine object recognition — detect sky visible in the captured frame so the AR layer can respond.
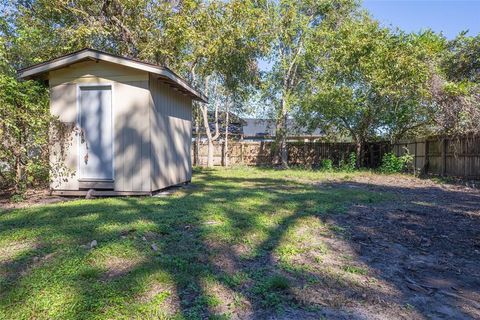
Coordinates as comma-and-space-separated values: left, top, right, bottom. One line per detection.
362, 0, 480, 39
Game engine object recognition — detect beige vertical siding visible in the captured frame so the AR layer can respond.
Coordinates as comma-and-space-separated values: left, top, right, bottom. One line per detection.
49, 60, 151, 192
149, 74, 193, 190
114, 80, 151, 192
49, 83, 79, 190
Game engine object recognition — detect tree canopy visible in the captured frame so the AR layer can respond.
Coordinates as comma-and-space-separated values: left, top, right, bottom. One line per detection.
300, 14, 433, 160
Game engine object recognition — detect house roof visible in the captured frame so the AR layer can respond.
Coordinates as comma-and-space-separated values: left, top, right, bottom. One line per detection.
192, 111, 245, 137
17, 48, 208, 103
243, 118, 324, 138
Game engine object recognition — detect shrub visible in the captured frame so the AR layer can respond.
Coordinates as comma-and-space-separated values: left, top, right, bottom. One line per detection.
10, 193, 26, 203
0, 73, 50, 193
320, 159, 333, 171
339, 152, 356, 172
379, 152, 413, 174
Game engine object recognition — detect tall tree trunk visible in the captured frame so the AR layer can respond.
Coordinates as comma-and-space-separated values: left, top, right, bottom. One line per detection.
13, 125, 24, 193
193, 105, 200, 166
207, 139, 214, 167
199, 77, 213, 168
201, 104, 214, 168
354, 138, 364, 168
223, 104, 230, 167
189, 64, 204, 167
200, 103, 221, 168
14, 154, 22, 194
274, 98, 288, 168
198, 77, 222, 168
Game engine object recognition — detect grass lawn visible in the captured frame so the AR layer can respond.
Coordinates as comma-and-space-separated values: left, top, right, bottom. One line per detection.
1, 167, 478, 319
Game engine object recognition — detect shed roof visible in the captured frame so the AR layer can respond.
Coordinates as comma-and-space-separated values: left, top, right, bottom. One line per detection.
17, 48, 208, 103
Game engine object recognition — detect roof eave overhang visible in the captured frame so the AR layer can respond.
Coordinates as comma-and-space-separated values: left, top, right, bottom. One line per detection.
17, 49, 208, 103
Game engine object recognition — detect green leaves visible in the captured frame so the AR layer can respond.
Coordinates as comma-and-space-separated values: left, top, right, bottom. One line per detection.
302, 14, 435, 143
426, 32, 480, 135
442, 33, 480, 83
262, 0, 358, 163
0, 72, 50, 191
379, 152, 413, 174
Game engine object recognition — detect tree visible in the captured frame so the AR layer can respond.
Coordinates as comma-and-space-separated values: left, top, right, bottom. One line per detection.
200, 76, 224, 167
182, 0, 269, 167
380, 31, 439, 142
430, 32, 480, 135
0, 40, 50, 192
263, 0, 356, 167
442, 33, 480, 83
302, 15, 431, 164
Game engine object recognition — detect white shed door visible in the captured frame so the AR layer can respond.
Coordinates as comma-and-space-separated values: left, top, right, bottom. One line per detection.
78, 86, 113, 181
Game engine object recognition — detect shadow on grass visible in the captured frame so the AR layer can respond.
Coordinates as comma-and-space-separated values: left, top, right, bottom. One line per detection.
0, 169, 479, 319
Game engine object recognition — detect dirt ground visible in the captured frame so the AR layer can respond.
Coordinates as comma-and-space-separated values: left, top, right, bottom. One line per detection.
0, 189, 68, 210
318, 175, 480, 319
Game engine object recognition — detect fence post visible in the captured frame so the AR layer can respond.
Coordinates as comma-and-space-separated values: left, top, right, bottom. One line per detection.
424, 140, 429, 175
441, 137, 447, 176
369, 143, 374, 168
303, 142, 308, 166
221, 141, 225, 167
240, 142, 244, 165
464, 138, 467, 178
414, 140, 417, 175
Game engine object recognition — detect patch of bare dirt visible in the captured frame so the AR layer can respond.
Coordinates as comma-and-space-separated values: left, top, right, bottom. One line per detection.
0, 188, 71, 210
100, 256, 142, 280
136, 281, 182, 317
0, 242, 57, 291
0, 240, 38, 263
321, 174, 480, 319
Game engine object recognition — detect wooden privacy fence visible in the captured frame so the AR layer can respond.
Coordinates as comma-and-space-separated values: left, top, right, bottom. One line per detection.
392, 135, 480, 179
193, 135, 480, 179
193, 141, 390, 168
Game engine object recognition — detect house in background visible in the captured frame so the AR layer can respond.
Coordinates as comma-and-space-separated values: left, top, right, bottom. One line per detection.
18, 48, 207, 196
241, 118, 324, 142
193, 115, 324, 142
192, 111, 245, 142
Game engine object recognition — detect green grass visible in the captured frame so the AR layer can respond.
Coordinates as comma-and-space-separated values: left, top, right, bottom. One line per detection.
341, 265, 369, 276
0, 167, 389, 319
